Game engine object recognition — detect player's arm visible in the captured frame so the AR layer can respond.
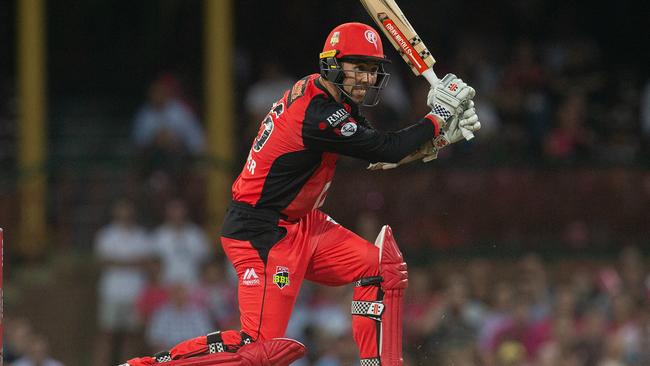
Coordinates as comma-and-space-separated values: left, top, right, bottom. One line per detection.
368, 74, 481, 170
302, 96, 443, 163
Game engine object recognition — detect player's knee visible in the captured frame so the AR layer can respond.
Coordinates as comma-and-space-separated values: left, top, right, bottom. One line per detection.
375, 225, 408, 291
354, 226, 408, 291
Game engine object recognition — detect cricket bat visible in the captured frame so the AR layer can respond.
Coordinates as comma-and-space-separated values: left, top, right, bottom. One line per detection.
360, 0, 474, 140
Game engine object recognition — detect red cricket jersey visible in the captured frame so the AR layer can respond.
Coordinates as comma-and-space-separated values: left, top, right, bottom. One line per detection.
231, 74, 436, 221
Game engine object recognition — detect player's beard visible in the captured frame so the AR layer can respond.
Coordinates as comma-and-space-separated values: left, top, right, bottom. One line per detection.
346, 84, 369, 104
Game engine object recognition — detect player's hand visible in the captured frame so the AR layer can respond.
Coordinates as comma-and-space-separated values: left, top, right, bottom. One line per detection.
426, 73, 475, 122
421, 101, 481, 162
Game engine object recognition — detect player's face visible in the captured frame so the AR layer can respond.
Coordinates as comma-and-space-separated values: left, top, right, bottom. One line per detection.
341, 61, 380, 104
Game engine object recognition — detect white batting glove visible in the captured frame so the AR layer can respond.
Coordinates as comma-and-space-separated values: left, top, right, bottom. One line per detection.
421, 101, 481, 162
427, 73, 475, 123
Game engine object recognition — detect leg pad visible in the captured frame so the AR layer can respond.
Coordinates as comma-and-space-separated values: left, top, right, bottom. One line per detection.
121, 338, 305, 366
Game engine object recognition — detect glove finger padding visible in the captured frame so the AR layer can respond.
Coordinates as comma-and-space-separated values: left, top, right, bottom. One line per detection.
458, 101, 481, 132
466, 86, 476, 100
460, 114, 478, 126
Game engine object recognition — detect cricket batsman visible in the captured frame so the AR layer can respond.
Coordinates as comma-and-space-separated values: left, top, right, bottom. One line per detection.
120, 22, 480, 366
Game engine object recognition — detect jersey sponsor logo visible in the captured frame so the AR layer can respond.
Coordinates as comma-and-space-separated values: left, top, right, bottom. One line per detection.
242, 268, 260, 286
364, 30, 379, 50
273, 266, 290, 289
326, 108, 350, 127
340, 121, 358, 137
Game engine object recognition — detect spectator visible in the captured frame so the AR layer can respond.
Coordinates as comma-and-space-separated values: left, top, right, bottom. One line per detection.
608, 292, 642, 363
191, 259, 238, 329
575, 307, 609, 365
131, 73, 205, 200
312, 335, 358, 366
517, 253, 551, 323
637, 306, 650, 365
478, 282, 515, 361
427, 274, 483, 364
136, 257, 170, 324
94, 198, 154, 365
151, 199, 211, 286
531, 287, 580, 361
145, 282, 213, 352
543, 91, 596, 163
3, 317, 34, 363
488, 302, 535, 362
242, 61, 294, 152
308, 286, 351, 340
243, 61, 294, 128
403, 267, 442, 364
133, 73, 205, 156
11, 334, 63, 366
617, 246, 647, 303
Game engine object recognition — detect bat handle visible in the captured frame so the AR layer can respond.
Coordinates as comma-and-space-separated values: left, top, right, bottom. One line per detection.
422, 68, 440, 86
422, 68, 474, 141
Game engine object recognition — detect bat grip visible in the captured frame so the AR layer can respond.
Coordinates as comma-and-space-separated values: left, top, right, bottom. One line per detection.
422, 68, 439, 86
422, 68, 474, 141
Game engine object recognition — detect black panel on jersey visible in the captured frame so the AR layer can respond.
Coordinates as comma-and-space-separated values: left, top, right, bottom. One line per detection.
256, 150, 323, 211
302, 95, 437, 163
221, 202, 287, 264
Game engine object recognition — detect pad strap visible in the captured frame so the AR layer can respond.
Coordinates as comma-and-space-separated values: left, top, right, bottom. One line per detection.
207, 331, 226, 353
354, 276, 383, 287
360, 358, 381, 366
351, 300, 385, 321
240, 332, 253, 346
154, 351, 173, 363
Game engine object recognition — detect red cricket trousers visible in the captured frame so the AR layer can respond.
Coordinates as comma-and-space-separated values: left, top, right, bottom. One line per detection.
221, 209, 381, 359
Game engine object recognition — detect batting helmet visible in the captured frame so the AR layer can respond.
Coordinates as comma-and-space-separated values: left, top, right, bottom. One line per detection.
319, 23, 391, 106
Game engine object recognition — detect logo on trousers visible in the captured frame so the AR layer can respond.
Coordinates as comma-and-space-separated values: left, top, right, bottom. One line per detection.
273, 266, 290, 289
242, 268, 260, 286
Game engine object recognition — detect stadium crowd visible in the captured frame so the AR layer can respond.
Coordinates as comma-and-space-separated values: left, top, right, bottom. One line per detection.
6, 239, 649, 366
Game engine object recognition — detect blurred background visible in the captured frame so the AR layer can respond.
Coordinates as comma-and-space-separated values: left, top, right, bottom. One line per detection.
1, 0, 649, 365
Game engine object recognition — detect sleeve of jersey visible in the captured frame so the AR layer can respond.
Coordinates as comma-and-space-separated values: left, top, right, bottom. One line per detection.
302, 96, 439, 163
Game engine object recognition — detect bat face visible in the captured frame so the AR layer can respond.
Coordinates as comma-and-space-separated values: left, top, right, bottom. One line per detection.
379, 13, 432, 74
360, 0, 436, 76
